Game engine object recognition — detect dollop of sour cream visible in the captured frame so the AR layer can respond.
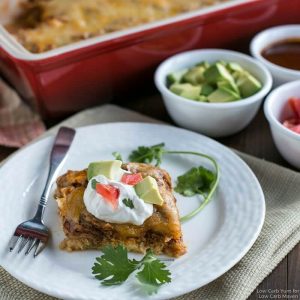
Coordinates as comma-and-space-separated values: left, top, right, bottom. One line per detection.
83, 175, 153, 225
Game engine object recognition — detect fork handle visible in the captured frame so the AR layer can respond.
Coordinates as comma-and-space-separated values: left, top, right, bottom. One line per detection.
34, 127, 76, 221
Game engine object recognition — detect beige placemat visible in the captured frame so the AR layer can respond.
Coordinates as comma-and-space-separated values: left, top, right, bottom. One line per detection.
1, 104, 300, 300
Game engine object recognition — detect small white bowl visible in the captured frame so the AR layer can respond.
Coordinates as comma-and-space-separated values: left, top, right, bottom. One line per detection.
264, 80, 300, 169
154, 49, 272, 137
250, 25, 300, 87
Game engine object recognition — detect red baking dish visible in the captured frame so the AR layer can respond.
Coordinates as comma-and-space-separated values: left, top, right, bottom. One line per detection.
1, 0, 300, 118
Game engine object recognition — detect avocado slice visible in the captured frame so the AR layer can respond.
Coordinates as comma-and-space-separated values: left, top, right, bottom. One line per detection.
227, 62, 243, 73
217, 80, 240, 96
207, 88, 240, 103
201, 83, 215, 96
196, 61, 210, 69
170, 83, 201, 100
197, 95, 209, 102
166, 69, 187, 87
135, 176, 164, 206
87, 160, 123, 180
232, 71, 241, 81
204, 62, 235, 85
236, 72, 262, 98
182, 66, 206, 85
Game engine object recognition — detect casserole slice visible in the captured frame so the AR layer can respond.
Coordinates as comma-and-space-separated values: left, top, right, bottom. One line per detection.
54, 162, 186, 257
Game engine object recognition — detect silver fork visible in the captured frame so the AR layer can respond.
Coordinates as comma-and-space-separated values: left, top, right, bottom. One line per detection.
9, 127, 76, 257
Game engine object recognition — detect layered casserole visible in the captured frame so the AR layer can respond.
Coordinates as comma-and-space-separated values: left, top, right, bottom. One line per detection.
6, 0, 229, 53
54, 162, 186, 257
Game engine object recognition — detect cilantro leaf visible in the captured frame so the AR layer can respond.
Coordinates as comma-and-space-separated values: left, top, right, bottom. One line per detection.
136, 250, 171, 294
112, 152, 123, 161
174, 166, 216, 197
91, 179, 98, 189
122, 198, 134, 209
92, 245, 139, 286
129, 143, 165, 166
92, 246, 172, 293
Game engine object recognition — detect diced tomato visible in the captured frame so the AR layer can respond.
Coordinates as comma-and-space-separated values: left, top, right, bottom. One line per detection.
291, 125, 300, 134
283, 118, 300, 134
282, 98, 300, 134
96, 184, 119, 209
289, 97, 300, 119
121, 173, 143, 185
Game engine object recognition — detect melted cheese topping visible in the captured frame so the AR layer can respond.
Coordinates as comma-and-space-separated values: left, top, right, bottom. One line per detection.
6, 0, 229, 53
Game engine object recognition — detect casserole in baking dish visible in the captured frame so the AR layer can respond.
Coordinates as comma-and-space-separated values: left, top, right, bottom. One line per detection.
0, 0, 300, 118
5, 0, 229, 53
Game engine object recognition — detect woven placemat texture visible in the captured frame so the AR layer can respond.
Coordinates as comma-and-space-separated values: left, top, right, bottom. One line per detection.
1, 105, 300, 300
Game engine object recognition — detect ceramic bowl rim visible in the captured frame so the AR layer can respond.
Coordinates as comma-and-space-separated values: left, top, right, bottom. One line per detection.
155, 49, 272, 110
264, 80, 300, 141
250, 24, 300, 77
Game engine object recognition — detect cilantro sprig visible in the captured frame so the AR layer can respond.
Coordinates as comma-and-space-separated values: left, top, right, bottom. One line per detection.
115, 143, 220, 222
165, 150, 219, 222
175, 166, 215, 197
129, 143, 165, 166
136, 253, 171, 294
91, 179, 98, 189
92, 245, 171, 294
122, 198, 134, 209
92, 245, 138, 286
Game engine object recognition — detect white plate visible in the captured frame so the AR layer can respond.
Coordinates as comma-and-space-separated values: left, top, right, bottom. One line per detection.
0, 123, 265, 300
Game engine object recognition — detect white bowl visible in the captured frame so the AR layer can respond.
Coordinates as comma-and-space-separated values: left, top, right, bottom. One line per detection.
154, 49, 272, 137
264, 80, 300, 169
250, 25, 300, 87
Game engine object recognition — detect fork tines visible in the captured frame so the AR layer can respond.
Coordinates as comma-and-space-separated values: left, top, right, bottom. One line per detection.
9, 234, 46, 257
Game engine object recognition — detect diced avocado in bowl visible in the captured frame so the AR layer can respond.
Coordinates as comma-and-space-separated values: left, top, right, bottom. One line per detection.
203, 63, 234, 85
207, 88, 240, 103
170, 83, 201, 100
166, 60, 262, 103
236, 72, 262, 98
166, 69, 188, 87
181, 66, 206, 85
201, 83, 214, 96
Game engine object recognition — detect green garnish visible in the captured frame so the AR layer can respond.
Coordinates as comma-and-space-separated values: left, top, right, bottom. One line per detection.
175, 166, 216, 197
92, 245, 138, 286
136, 251, 172, 294
91, 179, 98, 189
92, 245, 171, 294
122, 198, 134, 209
159, 150, 219, 223
129, 143, 165, 166
112, 151, 123, 161
127, 144, 220, 222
